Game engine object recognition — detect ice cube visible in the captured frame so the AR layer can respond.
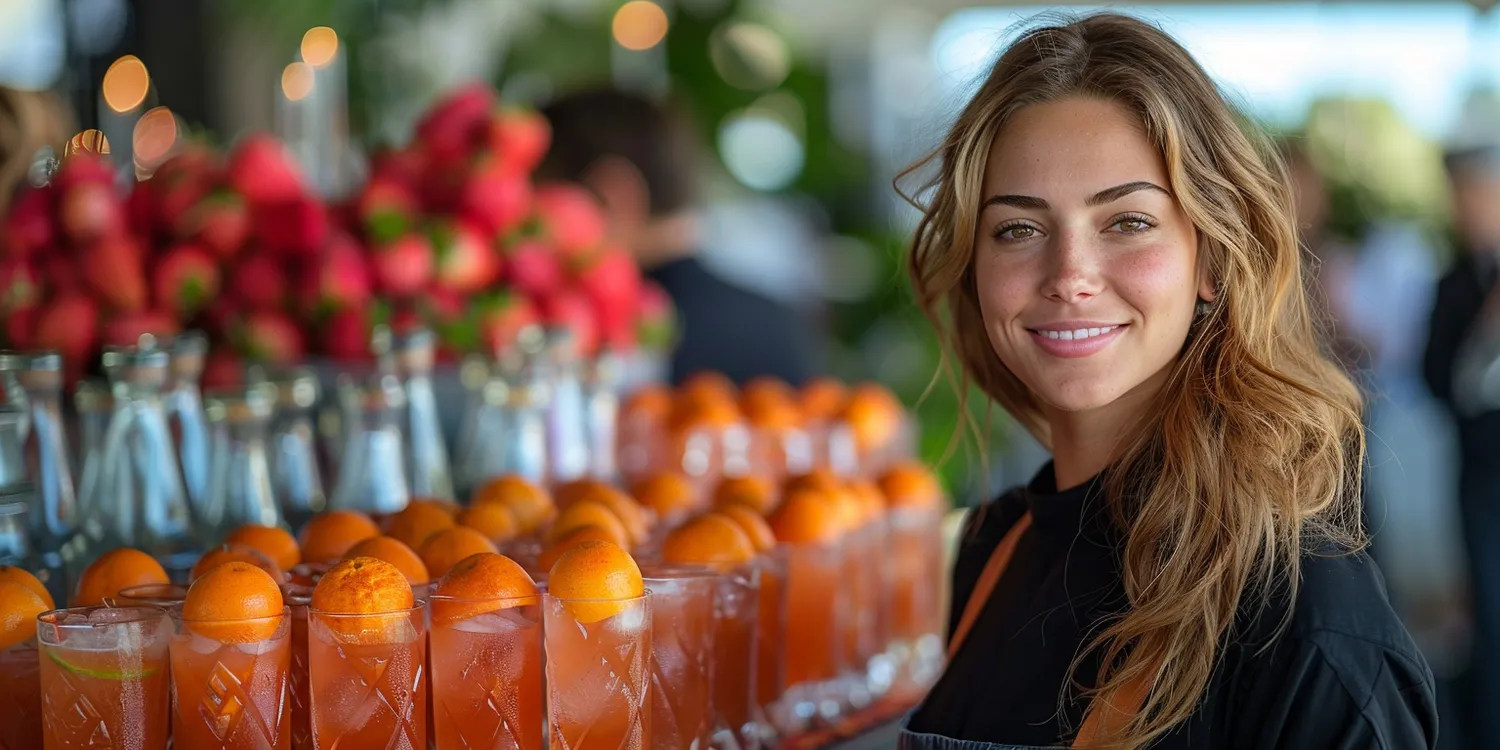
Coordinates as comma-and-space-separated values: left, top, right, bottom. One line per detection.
606, 605, 647, 636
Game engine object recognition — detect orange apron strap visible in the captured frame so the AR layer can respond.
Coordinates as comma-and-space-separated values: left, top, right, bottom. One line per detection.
946, 511, 1032, 660
940, 506, 1152, 748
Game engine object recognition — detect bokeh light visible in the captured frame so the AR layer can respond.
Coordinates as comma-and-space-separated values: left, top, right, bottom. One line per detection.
709, 22, 791, 91
718, 111, 804, 191
65, 130, 110, 158
282, 62, 315, 101
613, 1, 669, 51
132, 106, 178, 169
102, 55, 149, 113
301, 26, 340, 68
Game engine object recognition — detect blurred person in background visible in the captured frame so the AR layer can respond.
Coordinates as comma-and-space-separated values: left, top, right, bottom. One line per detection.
1425, 139, 1500, 750
539, 88, 820, 386
0, 86, 73, 207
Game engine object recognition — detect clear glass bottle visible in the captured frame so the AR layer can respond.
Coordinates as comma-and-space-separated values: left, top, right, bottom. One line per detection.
267, 368, 326, 531
165, 331, 211, 523
71, 378, 111, 521
204, 382, 283, 535
329, 374, 411, 515
0, 352, 29, 442
70, 335, 198, 578
543, 328, 589, 485
10, 351, 78, 557
391, 328, 454, 500
502, 358, 553, 487
0, 403, 25, 489
452, 354, 501, 501
583, 352, 622, 482
0, 483, 31, 566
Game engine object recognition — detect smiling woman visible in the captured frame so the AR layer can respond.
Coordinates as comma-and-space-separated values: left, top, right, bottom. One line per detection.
900, 12, 1437, 750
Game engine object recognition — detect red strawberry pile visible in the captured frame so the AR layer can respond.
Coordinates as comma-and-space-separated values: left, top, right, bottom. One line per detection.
0, 83, 675, 385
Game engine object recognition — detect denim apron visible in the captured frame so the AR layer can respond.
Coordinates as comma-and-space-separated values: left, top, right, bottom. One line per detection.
896, 513, 1149, 750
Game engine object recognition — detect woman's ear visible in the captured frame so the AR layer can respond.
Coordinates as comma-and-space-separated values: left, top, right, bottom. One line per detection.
1196, 238, 1217, 303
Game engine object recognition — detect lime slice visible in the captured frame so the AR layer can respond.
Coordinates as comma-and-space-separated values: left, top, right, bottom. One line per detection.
46, 649, 159, 680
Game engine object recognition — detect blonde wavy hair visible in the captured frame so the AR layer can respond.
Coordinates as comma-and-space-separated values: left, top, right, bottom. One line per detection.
903, 13, 1366, 749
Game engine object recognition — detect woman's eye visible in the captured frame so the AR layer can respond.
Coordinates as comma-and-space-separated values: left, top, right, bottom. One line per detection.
1113, 217, 1153, 233
997, 224, 1036, 241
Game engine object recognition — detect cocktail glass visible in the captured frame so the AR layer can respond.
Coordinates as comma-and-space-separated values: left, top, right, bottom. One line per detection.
755, 551, 788, 744
774, 539, 846, 734
543, 592, 651, 750
839, 519, 891, 710
887, 506, 945, 695
641, 567, 716, 750
307, 602, 428, 749
0, 636, 42, 749
170, 607, 291, 748
115, 583, 190, 609
38, 605, 173, 749
711, 563, 760, 750
281, 584, 313, 750
429, 595, 544, 750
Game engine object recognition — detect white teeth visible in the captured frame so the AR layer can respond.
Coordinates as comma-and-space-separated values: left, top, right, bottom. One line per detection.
1041, 326, 1117, 341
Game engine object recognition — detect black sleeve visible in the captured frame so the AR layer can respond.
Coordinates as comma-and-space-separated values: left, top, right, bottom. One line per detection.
1424, 271, 1466, 407
1230, 631, 1438, 750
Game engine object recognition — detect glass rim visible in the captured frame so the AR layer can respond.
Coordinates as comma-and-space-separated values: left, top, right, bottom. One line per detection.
427, 592, 541, 606
115, 583, 191, 600
179, 606, 291, 626
541, 592, 650, 605
308, 602, 427, 617
38, 605, 171, 628
640, 563, 721, 581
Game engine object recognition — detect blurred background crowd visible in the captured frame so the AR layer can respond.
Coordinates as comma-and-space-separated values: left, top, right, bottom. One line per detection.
5, 0, 1500, 747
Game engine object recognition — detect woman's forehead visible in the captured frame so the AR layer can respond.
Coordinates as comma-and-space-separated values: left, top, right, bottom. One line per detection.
983, 98, 1169, 202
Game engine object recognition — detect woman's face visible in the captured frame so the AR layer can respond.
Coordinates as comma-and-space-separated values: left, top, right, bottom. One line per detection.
973, 96, 1208, 419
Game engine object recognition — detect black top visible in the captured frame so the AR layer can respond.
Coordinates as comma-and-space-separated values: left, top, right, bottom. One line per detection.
1423, 251, 1500, 463
909, 466, 1438, 749
647, 257, 819, 387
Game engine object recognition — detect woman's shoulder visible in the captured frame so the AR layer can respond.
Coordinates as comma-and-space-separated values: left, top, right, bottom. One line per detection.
1211, 547, 1438, 748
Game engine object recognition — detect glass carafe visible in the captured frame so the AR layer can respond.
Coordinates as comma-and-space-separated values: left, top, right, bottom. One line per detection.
583, 352, 622, 482
0, 352, 29, 441
71, 335, 198, 578
0, 483, 30, 566
542, 329, 589, 484
453, 355, 502, 501
204, 383, 283, 534
329, 374, 411, 515
392, 328, 454, 500
165, 332, 211, 521
0, 404, 24, 488
10, 352, 78, 556
267, 368, 326, 531
73, 379, 112, 496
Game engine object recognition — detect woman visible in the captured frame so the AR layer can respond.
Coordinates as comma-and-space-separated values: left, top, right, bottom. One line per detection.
901, 14, 1437, 750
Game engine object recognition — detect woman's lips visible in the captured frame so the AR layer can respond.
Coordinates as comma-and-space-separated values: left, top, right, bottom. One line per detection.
1026, 324, 1127, 358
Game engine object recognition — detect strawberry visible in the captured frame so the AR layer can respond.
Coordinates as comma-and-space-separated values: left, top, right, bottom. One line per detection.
371, 232, 434, 297
430, 219, 500, 293
153, 244, 221, 317
35, 294, 100, 370
538, 288, 599, 357
353, 176, 420, 243
485, 107, 552, 176
2, 188, 55, 258
81, 236, 148, 312
532, 183, 607, 258
5, 306, 37, 349
51, 153, 116, 192
125, 181, 159, 240
227, 134, 305, 206
415, 83, 495, 163
368, 146, 426, 187
298, 235, 372, 316
237, 310, 305, 363
506, 239, 564, 298
202, 351, 244, 389
104, 310, 179, 347
178, 189, 250, 259
322, 307, 371, 361
42, 254, 82, 295
57, 181, 126, 247
458, 162, 532, 238
636, 281, 676, 350
0, 258, 40, 312
572, 246, 641, 327
233, 253, 287, 311
254, 195, 329, 257
475, 292, 539, 356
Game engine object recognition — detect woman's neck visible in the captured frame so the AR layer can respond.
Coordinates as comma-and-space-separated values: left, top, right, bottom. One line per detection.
1044, 365, 1171, 491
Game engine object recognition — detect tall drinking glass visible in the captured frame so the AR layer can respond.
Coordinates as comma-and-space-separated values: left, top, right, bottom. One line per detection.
429, 594, 544, 750
887, 506, 945, 694
642, 567, 716, 750
281, 584, 313, 750
114, 583, 190, 610
776, 540, 846, 733
307, 602, 428, 748
37, 605, 173, 749
166, 331, 212, 522
712, 564, 761, 750
543, 592, 651, 750
170, 606, 291, 748
0, 615, 42, 749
